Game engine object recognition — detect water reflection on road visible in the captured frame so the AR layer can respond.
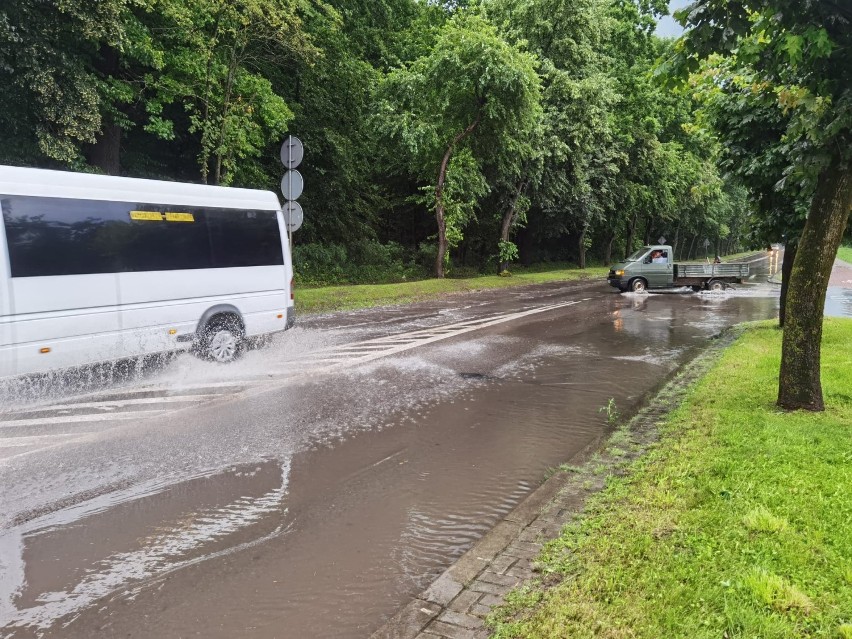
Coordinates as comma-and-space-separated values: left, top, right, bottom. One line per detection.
0, 257, 790, 638
826, 258, 852, 318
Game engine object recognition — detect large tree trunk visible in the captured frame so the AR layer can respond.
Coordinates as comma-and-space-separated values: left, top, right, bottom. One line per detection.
87, 46, 121, 175
778, 157, 852, 411
434, 117, 481, 278
778, 241, 797, 328
88, 124, 121, 175
672, 224, 681, 260
624, 212, 638, 259
499, 181, 524, 272
604, 231, 615, 265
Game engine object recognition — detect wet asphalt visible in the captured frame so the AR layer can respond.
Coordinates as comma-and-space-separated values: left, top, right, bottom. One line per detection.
0, 256, 790, 638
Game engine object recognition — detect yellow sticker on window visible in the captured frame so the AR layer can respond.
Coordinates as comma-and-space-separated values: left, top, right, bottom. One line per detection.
130, 210, 164, 221
165, 212, 195, 222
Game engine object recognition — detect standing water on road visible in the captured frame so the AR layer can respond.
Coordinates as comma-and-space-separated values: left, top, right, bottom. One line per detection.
1, 259, 782, 638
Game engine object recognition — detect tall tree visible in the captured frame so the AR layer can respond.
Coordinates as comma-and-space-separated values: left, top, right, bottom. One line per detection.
0, 0, 147, 169
688, 56, 809, 325
376, 11, 541, 277
146, 0, 315, 185
667, 0, 852, 411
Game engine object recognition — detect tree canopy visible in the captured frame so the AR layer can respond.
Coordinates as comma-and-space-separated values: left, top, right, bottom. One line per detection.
1, 0, 760, 280
664, 0, 852, 411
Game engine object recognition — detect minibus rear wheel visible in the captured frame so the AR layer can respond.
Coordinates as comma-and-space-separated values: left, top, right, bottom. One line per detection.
200, 315, 244, 363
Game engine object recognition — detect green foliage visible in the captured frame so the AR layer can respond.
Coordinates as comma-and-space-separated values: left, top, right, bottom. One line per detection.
498, 240, 519, 264
0, 0, 138, 164
293, 240, 424, 286
376, 9, 542, 275
598, 397, 620, 425
0, 0, 759, 277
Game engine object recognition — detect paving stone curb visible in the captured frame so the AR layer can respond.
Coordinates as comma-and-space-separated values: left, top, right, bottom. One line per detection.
370, 326, 744, 639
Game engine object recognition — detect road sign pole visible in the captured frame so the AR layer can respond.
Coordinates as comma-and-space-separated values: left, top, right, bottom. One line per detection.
280, 135, 304, 237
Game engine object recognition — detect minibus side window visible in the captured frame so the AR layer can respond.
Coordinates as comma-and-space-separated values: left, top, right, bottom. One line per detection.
1, 195, 283, 277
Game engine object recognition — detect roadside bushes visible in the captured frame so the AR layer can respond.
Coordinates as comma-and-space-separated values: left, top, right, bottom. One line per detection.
293, 240, 426, 286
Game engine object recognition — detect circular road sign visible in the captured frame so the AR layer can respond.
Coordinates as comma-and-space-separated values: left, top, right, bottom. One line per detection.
280, 169, 304, 201
280, 135, 304, 170
283, 201, 303, 232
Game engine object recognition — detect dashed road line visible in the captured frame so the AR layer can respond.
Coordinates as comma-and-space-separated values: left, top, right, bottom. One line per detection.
0, 299, 587, 458
0, 410, 170, 429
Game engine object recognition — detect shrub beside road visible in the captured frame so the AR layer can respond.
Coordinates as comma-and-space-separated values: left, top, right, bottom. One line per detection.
488, 319, 852, 639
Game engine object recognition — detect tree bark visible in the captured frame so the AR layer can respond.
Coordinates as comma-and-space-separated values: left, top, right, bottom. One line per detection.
214, 44, 240, 186
687, 235, 697, 260
604, 231, 615, 265
87, 46, 121, 175
434, 116, 481, 278
624, 212, 638, 259
88, 123, 121, 175
499, 180, 525, 272
778, 157, 852, 411
672, 224, 681, 260
778, 241, 797, 328
578, 225, 587, 269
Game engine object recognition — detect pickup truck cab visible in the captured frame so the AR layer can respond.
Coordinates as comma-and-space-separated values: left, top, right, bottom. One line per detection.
607, 245, 749, 293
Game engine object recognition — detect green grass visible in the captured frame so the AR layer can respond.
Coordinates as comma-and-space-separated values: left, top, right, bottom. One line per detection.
489, 319, 852, 639
723, 249, 769, 261
837, 245, 852, 264
294, 264, 608, 314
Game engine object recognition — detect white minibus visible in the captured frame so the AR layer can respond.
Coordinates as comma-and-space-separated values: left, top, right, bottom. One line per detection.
0, 166, 295, 378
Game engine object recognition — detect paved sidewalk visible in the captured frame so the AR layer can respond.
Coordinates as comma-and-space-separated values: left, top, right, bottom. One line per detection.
370, 330, 740, 639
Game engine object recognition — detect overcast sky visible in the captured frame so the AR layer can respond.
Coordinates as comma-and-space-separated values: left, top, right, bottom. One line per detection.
655, 0, 691, 38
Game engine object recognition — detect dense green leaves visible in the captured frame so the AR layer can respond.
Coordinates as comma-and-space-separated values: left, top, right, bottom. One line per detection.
666, 0, 852, 410
376, 11, 541, 275
1, 0, 756, 274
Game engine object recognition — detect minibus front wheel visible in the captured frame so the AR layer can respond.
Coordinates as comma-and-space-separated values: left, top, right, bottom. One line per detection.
199, 315, 244, 363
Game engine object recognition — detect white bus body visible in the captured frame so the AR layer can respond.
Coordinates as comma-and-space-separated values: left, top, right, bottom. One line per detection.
0, 166, 295, 378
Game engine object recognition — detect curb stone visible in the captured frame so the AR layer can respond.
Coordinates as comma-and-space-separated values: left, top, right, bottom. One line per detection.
369, 326, 744, 639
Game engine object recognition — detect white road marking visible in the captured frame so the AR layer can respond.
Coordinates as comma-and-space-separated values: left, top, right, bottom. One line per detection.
0, 410, 168, 429
0, 433, 87, 448
0, 299, 588, 457
9, 394, 218, 414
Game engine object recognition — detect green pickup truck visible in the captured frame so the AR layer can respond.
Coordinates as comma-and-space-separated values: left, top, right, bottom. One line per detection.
607, 245, 750, 293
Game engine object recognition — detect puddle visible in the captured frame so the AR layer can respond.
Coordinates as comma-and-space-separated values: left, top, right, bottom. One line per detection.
0, 463, 289, 633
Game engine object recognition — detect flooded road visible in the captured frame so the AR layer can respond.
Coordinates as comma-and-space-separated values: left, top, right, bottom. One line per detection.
0, 257, 787, 638
826, 257, 852, 318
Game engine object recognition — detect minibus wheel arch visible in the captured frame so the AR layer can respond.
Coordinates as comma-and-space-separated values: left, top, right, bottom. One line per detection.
196, 305, 245, 337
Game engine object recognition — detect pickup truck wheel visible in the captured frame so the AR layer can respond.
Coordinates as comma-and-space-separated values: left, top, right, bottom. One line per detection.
629, 278, 648, 293
707, 279, 727, 292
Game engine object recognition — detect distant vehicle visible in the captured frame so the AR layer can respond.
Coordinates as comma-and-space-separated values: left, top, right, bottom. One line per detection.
0, 165, 295, 378
607, 245, 750, 293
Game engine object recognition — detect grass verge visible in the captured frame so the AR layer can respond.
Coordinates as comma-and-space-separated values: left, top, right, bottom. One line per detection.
295, 265, 608, 314
838, 245, 852, 265
489, 318, 852, 639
